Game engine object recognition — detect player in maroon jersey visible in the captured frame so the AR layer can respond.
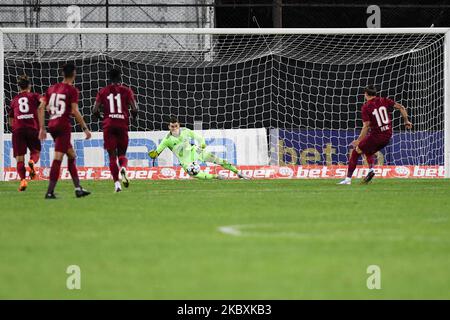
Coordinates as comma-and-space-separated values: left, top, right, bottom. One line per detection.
8, 75, 41, 191
339, 85, 413, 185
92, 68, 137, 192
38, 63, 92, 199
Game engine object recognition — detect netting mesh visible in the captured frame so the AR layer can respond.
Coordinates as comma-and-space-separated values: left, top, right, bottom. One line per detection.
2, 32, 445, 168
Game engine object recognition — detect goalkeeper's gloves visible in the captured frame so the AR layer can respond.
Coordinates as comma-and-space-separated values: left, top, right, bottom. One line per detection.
148, 150, 159, 159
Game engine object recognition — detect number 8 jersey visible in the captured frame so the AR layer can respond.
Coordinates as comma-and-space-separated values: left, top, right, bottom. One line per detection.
9, 92, 41, 131
361, 96, 395, 137
95, 83, 135, 130
42, 82, 79, 131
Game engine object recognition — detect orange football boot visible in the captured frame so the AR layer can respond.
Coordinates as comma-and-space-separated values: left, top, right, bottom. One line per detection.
18, 179, 28, 192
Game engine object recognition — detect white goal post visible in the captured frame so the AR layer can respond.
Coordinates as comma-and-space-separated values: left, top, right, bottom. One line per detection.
1, 27, 450, 180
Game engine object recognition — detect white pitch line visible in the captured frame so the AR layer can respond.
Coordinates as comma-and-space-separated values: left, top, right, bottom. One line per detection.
217, 224, 450, 243
218, 226, 242, 236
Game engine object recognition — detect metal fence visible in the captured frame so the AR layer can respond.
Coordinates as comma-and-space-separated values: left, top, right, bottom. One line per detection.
1, 1, 449, 30
0, 1, 215, 29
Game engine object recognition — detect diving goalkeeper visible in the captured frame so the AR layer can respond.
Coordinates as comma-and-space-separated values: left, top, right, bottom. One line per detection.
148, 117, 248, 180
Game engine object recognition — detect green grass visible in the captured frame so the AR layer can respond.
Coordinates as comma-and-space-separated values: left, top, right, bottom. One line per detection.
1, 178, 450, 299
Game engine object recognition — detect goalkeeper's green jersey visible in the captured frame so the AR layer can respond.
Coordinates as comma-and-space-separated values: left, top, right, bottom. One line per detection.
156, 128, 206, 165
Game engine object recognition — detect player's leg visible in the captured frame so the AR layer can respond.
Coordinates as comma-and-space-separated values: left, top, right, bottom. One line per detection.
12, 130, 28, 191
361, 136, 390, 184
16, 155, 26, 181
193, 171, 223, 180
104, 128, 121, 192
181, 162, 221, 180
117, 129, 129, 188
338, 148, 362, 185
108, 149, 121, 192
365, 153, 375, 170
200, 150, 248, 179
67, 147, 90, 198
27, 128, 41, 180
46, 149, 64, 199
45, 130, 88, 199
66, 148, 80, 188
361, 153, 376, 184
29, 150, 40, 164
16, 155, 27, 191
339, 139, 367, 185
46, 130, 65, 197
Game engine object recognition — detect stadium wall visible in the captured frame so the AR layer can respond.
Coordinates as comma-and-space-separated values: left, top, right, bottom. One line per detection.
1, 128, 445, 181
270, 129, 444, 166
2, 129, 268, 168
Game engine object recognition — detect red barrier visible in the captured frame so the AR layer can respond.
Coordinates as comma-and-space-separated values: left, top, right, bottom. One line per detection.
2, 165, 445, 181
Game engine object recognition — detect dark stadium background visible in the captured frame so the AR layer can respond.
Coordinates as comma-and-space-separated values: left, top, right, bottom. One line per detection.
2, 1, 448, 134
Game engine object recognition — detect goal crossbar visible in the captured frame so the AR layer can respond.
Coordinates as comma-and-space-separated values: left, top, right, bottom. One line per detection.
0, 27, 449, 35
1, 28, 450, 180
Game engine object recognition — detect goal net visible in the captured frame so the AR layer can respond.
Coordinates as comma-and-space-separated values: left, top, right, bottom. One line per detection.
1, 28, 449, 180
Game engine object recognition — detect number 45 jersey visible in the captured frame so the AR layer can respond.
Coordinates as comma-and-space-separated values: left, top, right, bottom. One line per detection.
361, 96, 395, 137
43, 82, 79, 132
96, 83, 135, 130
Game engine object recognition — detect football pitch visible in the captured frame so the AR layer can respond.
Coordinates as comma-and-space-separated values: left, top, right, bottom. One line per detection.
0, 179, 449, 299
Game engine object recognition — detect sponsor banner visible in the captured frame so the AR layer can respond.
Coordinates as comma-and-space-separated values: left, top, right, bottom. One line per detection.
2, 129, 269, 167
2, 165, 445, 181
270, 129, 444, 166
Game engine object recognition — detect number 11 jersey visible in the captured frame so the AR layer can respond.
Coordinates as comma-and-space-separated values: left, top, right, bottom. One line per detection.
96, 83, 135, 130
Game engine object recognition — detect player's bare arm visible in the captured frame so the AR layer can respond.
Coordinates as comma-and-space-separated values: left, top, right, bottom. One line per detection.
8, 115, 13, 128
129, 99, 138, 118
92, 101, 102, 119
38, 98, 47, 140
72, 103, 92, 140
351, 121, 370, 149
394, 102, 413, 129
